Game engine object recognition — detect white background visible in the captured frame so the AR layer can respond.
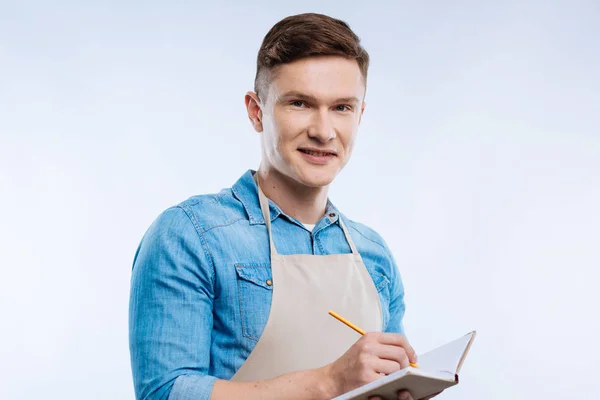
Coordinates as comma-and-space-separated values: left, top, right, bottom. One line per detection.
1, 1, 599, 399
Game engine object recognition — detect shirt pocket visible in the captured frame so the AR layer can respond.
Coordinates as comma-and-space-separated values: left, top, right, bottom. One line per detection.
235, 263, 273, 341
371, 272, 391, 331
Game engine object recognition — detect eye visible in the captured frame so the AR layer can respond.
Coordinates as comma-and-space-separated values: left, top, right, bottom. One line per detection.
335, 105, 352, 112
290, 100, 306, 108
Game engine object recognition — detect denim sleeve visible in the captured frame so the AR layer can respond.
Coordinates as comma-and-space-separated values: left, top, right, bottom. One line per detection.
129, 206, 218, 400
381, 241, 406, 336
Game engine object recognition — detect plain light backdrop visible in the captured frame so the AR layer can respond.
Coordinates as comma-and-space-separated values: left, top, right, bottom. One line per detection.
1, 1, 599, 399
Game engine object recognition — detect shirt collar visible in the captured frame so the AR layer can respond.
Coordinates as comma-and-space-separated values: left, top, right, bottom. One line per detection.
231, 169, 342, 226
231, 170, 281, 225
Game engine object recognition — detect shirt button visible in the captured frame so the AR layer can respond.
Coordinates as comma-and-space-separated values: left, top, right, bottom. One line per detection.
266, 279, 272, 286
328, 213, 336, 218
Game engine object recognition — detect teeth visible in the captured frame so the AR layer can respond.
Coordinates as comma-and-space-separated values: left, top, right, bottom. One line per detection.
303, 150, 331, 156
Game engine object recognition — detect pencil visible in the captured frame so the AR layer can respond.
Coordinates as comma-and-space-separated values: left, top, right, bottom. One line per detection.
328, 310, 419, 368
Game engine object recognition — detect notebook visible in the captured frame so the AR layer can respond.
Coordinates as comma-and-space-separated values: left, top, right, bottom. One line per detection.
332, 331, 476, 400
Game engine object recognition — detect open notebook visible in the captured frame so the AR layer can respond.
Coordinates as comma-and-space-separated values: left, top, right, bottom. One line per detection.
332, 331, 476, 400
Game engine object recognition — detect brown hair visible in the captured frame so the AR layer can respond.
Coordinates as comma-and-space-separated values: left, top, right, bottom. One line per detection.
254, 13, 370, 100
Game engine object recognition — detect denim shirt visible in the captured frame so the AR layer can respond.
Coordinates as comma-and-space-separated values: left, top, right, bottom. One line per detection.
129, 170, 406, 400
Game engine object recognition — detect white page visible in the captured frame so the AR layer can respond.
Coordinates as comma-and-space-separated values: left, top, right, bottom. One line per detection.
417, 331, 476, 374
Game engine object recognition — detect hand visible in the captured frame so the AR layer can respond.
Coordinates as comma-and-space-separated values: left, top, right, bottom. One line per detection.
322, 332, 418, 397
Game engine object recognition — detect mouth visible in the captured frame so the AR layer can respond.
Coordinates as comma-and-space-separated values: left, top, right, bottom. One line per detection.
297, 148, 337, 165
298, 148, 337, 157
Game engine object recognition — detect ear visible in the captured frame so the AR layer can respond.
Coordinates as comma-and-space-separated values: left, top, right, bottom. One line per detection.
358, 100, 366, 125
245, 91, 263, 132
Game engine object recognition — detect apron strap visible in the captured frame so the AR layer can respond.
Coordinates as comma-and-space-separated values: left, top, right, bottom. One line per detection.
253, 172, 359, 256
338, 217, 360, 255
254, 173, 279, 255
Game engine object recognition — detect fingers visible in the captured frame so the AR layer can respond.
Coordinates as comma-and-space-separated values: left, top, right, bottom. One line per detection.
397, 390, 414, 400
365, 332, 418, 364
372, 358, 403, 375
371, 342, 411, 369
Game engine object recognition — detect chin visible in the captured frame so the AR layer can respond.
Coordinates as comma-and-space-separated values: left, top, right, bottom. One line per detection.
296, 168, 338, 188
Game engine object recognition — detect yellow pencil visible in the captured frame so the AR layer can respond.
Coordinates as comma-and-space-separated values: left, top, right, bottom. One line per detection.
328, 310, 419, 368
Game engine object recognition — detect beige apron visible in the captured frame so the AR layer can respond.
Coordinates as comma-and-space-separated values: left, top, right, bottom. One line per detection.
231, 176, 383, 381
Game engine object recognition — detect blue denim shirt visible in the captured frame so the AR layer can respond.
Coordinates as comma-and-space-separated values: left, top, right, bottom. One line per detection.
129, 170, 406, 400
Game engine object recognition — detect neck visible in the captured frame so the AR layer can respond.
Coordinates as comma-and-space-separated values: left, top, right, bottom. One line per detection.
256, 165, 329, 225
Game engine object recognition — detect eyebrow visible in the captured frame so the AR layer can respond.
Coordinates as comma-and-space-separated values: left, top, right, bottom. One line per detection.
278, 91, 361, 105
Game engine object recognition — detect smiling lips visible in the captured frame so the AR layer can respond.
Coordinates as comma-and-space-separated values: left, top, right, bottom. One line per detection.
298, 148, 337, 165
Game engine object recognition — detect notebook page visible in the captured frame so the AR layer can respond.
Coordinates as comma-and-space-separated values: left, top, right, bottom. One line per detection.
417, 331, 475, 374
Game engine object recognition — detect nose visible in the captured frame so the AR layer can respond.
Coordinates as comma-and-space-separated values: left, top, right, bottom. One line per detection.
307, 109, 336, 142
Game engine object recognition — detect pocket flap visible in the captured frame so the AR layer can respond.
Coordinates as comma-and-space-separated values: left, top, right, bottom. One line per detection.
371, 272, 390, 292
235, 264, 273, 290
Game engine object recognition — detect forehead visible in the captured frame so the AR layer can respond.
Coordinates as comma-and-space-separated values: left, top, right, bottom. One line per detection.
268, 56, 365, 102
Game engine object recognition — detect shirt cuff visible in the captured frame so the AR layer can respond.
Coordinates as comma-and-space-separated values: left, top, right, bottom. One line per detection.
169, 374, 218, 400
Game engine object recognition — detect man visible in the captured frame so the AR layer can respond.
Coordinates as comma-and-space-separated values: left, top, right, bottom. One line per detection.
130, 13, 435, 400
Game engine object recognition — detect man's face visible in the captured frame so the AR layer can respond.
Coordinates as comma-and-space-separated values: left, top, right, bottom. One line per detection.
252, 55, 366, 188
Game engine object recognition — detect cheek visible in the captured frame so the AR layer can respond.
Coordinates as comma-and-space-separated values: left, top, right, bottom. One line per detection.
338, 120, 359, 152
260, 114, 293, 162
273, 111, 303, 145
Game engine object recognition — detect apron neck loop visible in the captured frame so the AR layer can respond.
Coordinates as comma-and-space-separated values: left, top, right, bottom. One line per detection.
253, 172, 359, 256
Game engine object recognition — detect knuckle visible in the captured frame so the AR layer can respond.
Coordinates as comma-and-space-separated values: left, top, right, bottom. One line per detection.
361, 342, 374, 354
360, 338, 376, 351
